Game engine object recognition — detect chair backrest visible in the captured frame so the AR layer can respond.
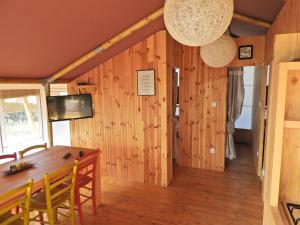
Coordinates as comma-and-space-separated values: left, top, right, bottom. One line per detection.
43, 161, 78, 210
76, 150, 99, 183
19, 143, 47, 159
0, 179, 33, 225
0, 153, 17, 164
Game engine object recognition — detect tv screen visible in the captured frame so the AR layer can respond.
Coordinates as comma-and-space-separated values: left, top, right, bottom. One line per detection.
47, 94, 93, 122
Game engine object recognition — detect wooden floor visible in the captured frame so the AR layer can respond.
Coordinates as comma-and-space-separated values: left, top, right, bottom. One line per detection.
78, 144, 263, 225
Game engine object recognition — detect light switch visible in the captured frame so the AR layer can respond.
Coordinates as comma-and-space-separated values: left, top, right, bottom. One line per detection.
209, 148, 216, 154
211, 101, 217, 108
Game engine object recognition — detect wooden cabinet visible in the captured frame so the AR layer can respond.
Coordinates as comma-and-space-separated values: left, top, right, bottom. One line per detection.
280, 66, 300, 204
264, 62, 300, 225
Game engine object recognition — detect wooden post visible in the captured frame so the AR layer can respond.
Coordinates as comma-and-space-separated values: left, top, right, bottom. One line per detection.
233, 13, 272, 29
44, 83, 53, 147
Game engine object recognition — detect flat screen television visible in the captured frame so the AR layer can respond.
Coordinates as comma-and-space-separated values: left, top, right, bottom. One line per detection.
47, 94, 93, 122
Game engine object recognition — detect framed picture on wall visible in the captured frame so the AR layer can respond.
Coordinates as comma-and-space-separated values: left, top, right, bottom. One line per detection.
238, 45, 253, 60
137, 69, 155, 96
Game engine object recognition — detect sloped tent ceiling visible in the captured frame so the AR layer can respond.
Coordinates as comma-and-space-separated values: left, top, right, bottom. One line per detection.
0, 0, 283, 81
231, 0, 283, 36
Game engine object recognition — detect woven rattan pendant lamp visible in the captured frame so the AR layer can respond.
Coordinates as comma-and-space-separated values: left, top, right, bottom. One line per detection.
200, 34, 237, 68
164, 0, 234, 47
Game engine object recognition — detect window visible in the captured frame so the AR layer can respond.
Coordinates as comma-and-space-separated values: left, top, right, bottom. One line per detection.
50, 84, 71, 146
235, 66, 255, 130
174, 68, 180, 117
0, 88, 46, 154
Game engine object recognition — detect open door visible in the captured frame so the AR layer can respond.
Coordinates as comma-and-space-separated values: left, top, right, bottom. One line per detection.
251, 65, 268, 177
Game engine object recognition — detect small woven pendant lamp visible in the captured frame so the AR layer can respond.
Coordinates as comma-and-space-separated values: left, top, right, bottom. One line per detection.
164, 0, 234, 47
200, 34, 237, 68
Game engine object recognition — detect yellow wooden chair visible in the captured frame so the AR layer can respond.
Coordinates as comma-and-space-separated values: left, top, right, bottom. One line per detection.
18, 143, 47, 159
0, 179, 33, 225
30, 161, 78, 225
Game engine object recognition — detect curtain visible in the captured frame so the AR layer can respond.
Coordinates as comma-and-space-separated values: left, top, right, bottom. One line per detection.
226, 67, 245, 160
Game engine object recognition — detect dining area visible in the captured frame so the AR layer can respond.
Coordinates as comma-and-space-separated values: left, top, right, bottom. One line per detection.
0, 145, 101, 225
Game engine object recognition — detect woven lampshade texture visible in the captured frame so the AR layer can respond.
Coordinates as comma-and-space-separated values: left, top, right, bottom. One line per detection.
164, 0, 234, 47
200, 34, 237, 68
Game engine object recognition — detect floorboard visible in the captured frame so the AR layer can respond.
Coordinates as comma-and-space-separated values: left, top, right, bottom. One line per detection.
78, 144, 263, 225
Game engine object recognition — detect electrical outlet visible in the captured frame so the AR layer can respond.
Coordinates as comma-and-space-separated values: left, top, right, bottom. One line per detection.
211, 101, 217, 108
209, 147, 216, 154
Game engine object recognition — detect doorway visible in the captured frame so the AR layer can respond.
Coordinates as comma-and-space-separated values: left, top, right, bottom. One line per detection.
172, 67, 180, 166
226, 66, 268, 177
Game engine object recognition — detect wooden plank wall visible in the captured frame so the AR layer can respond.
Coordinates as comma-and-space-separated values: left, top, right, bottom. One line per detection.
262, 2, 300, 220
280, 70, 300, 202
263, 34, 300, 225
69, 31, 171, 186
167, 34, 265, 171
265, 0, 300, 63
69, 29, 267, 185
264, 33, 300, 203
230, 36, 266, 67
167, 35, 227, 171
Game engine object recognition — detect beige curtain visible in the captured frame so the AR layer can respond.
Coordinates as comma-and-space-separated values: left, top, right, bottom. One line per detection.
226, 67, 245, 160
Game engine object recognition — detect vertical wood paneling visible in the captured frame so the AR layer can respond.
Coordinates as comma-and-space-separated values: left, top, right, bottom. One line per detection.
69, 31, 170, 186
280, 70, 300, 202
230, 36, 266, 67
167, 35, 264, 172
265, 0, 300, 63
68, 30, 265, 185
167, 36, 227, 171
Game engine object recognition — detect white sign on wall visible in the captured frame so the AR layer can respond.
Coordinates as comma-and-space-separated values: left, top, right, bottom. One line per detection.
137, 69, 155, 96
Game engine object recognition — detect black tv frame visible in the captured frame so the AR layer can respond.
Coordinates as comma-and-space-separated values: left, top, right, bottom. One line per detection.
46, 94, 93, 122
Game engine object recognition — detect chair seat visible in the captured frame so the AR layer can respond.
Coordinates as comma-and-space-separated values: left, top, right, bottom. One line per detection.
78, 174, 93, 187
0, 212, 23, 225
30, 188, 70, 210
64, 174, 93, 187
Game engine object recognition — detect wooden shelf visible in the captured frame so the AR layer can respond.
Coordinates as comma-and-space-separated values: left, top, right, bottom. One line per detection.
284, 120, 300, 129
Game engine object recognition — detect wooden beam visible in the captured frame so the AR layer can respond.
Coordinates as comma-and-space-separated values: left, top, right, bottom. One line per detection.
284, 120, 300, 129
43, 83, 53, 147
233, 13, 272, 29
0, 78, 70, 84
0, 78, 42, 84
44, 7, 164, 84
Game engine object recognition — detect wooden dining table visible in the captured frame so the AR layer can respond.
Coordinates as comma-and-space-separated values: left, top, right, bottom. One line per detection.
0, 145, 101, 206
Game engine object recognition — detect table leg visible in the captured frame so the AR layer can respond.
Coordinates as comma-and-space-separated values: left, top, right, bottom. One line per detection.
95, 150, 101, 206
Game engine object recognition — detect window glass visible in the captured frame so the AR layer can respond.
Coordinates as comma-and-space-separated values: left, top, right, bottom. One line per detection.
52, 91, 71, 146
243, 66, 255, 85
235, 66, 255, 130
235, 106, 253, 129
0, 91, 44, 154
243, 85, 254, 107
